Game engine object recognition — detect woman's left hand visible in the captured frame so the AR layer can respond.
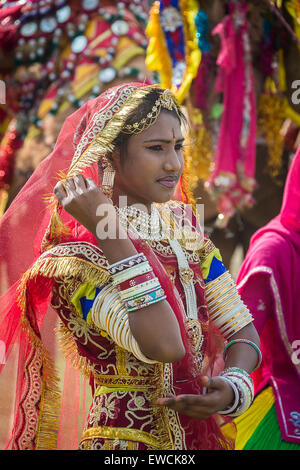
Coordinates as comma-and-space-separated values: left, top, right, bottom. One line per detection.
154, 376, 234, 420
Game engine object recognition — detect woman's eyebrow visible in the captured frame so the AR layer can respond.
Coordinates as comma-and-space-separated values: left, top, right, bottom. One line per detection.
143, 138, 185, 143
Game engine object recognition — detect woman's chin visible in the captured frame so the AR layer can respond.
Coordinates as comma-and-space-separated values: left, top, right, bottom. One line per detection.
152, 191, 175, 204
151, 183, 177, 203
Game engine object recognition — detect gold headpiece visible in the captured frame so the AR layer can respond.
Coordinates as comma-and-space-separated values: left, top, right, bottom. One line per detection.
122, 89, 181, 135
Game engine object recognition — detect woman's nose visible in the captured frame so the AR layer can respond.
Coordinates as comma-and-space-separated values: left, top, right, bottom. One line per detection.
163, 148, 183, 173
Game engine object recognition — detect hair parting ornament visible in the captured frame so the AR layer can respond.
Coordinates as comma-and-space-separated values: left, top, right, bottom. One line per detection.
122, 88, 182, 134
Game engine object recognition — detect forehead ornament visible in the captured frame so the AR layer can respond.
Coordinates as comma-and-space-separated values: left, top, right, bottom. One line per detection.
122, 89, 180, 135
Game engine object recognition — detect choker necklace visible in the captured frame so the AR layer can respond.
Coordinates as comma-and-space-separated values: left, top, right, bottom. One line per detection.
117, 204, 165, 241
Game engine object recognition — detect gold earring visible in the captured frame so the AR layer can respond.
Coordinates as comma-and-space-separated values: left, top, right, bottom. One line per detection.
101, 156, 115, 200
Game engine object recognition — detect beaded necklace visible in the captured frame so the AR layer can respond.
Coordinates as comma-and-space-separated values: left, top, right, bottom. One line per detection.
117, 204, 164, 241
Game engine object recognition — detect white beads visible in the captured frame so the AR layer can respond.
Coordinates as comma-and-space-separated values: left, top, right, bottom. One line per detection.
117, 204, 163, 241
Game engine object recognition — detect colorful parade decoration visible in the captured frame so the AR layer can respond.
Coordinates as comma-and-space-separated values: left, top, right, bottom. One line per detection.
205, 2, 257, 222
146, 0, 201, 105
0, 0, 151, 215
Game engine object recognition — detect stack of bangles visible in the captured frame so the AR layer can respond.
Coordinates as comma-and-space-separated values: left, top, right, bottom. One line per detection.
90, 252, 166, 363
205, 271, 254, 339
217, 340, 262, 417
109, 253, 166, 312
218, 367, 254, 417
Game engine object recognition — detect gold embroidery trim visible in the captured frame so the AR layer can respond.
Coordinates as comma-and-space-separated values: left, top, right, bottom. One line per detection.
104, 440, 114, 450
92, 374, 157, 388
115, 345, 128, 376
18, 256, 109, 294
81, 426, 161, 448
15, 248, 111, 450
128, 441, 138, 450
35, 376, 62, 450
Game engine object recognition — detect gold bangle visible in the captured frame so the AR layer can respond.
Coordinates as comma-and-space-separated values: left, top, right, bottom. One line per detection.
106, 297, 125, 332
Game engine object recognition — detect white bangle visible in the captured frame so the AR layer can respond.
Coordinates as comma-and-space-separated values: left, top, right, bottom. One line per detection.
217, 376, 240, 415
119, 278, 161, 299
108, 253, 146, 270
112, 262, 152, 284
219, 368, 254, 416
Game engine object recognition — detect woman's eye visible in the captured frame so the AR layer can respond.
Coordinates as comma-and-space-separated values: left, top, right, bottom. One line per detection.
175, 144, 183, 151
146, 143, 184, 152
146, 145, 163, 151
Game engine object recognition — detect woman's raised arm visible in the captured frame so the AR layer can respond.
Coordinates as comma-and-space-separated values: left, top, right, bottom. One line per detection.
54, 174, 185, 363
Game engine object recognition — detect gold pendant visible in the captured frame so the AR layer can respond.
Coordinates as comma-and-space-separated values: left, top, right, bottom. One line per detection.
179, 267, 194, 284
186, 318, 203, 373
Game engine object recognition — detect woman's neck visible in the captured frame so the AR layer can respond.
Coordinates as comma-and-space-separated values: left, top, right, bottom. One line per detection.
112, 188, 152, 214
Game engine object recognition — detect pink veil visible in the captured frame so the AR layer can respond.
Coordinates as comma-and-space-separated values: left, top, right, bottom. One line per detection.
0, 95, 94, 450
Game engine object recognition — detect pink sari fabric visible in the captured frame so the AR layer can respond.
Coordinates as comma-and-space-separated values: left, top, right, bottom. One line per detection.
208, 2, 256, 217
236, 146, 300, 444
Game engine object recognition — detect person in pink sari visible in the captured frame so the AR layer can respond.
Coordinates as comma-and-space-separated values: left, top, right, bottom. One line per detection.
230, 146, 300, 449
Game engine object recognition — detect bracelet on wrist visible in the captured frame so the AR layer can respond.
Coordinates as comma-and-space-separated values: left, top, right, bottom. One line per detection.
223, 339, 262, 372
218, 367, 254, 417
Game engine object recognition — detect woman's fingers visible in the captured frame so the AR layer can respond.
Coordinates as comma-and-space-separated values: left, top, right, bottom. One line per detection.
54, 176, 87, 201
154, 376, 232, 419
156, 393, 214, 409
155, 375, 236, 420
86, 177, 98, 189
53, 180, 68, 202
65, 177, 77, 195
74, 174, 88, 194
201, 375, 218, 393
155, 394, 217, 419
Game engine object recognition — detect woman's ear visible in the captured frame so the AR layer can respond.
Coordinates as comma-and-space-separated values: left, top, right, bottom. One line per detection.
110, 148, 121, 171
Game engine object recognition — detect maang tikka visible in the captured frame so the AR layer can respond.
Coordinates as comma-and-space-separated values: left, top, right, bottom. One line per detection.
101, 156, 115, 200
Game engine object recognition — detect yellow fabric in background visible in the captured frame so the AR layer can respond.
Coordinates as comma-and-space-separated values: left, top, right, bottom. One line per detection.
222, 386, 275, 449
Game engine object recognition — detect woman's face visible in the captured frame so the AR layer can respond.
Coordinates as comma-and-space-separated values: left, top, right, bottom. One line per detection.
113, 111, 185, 210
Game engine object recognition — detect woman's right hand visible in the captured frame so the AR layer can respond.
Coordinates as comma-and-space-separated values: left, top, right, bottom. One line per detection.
53, 174, 115, 237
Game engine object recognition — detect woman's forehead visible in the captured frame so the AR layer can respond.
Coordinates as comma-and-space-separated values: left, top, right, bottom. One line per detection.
134, 112, 184, 141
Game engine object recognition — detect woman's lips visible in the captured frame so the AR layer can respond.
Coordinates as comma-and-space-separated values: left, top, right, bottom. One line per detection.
157, 178, 177, 188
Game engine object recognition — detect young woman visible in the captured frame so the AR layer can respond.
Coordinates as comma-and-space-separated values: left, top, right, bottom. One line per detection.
0, 83, 260, 450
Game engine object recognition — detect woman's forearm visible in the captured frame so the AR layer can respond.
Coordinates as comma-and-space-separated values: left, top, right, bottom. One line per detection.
95, 218, 185, 363
53, 179, 185, 363
95, 223, 137, 264
223, 323, 260, 374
